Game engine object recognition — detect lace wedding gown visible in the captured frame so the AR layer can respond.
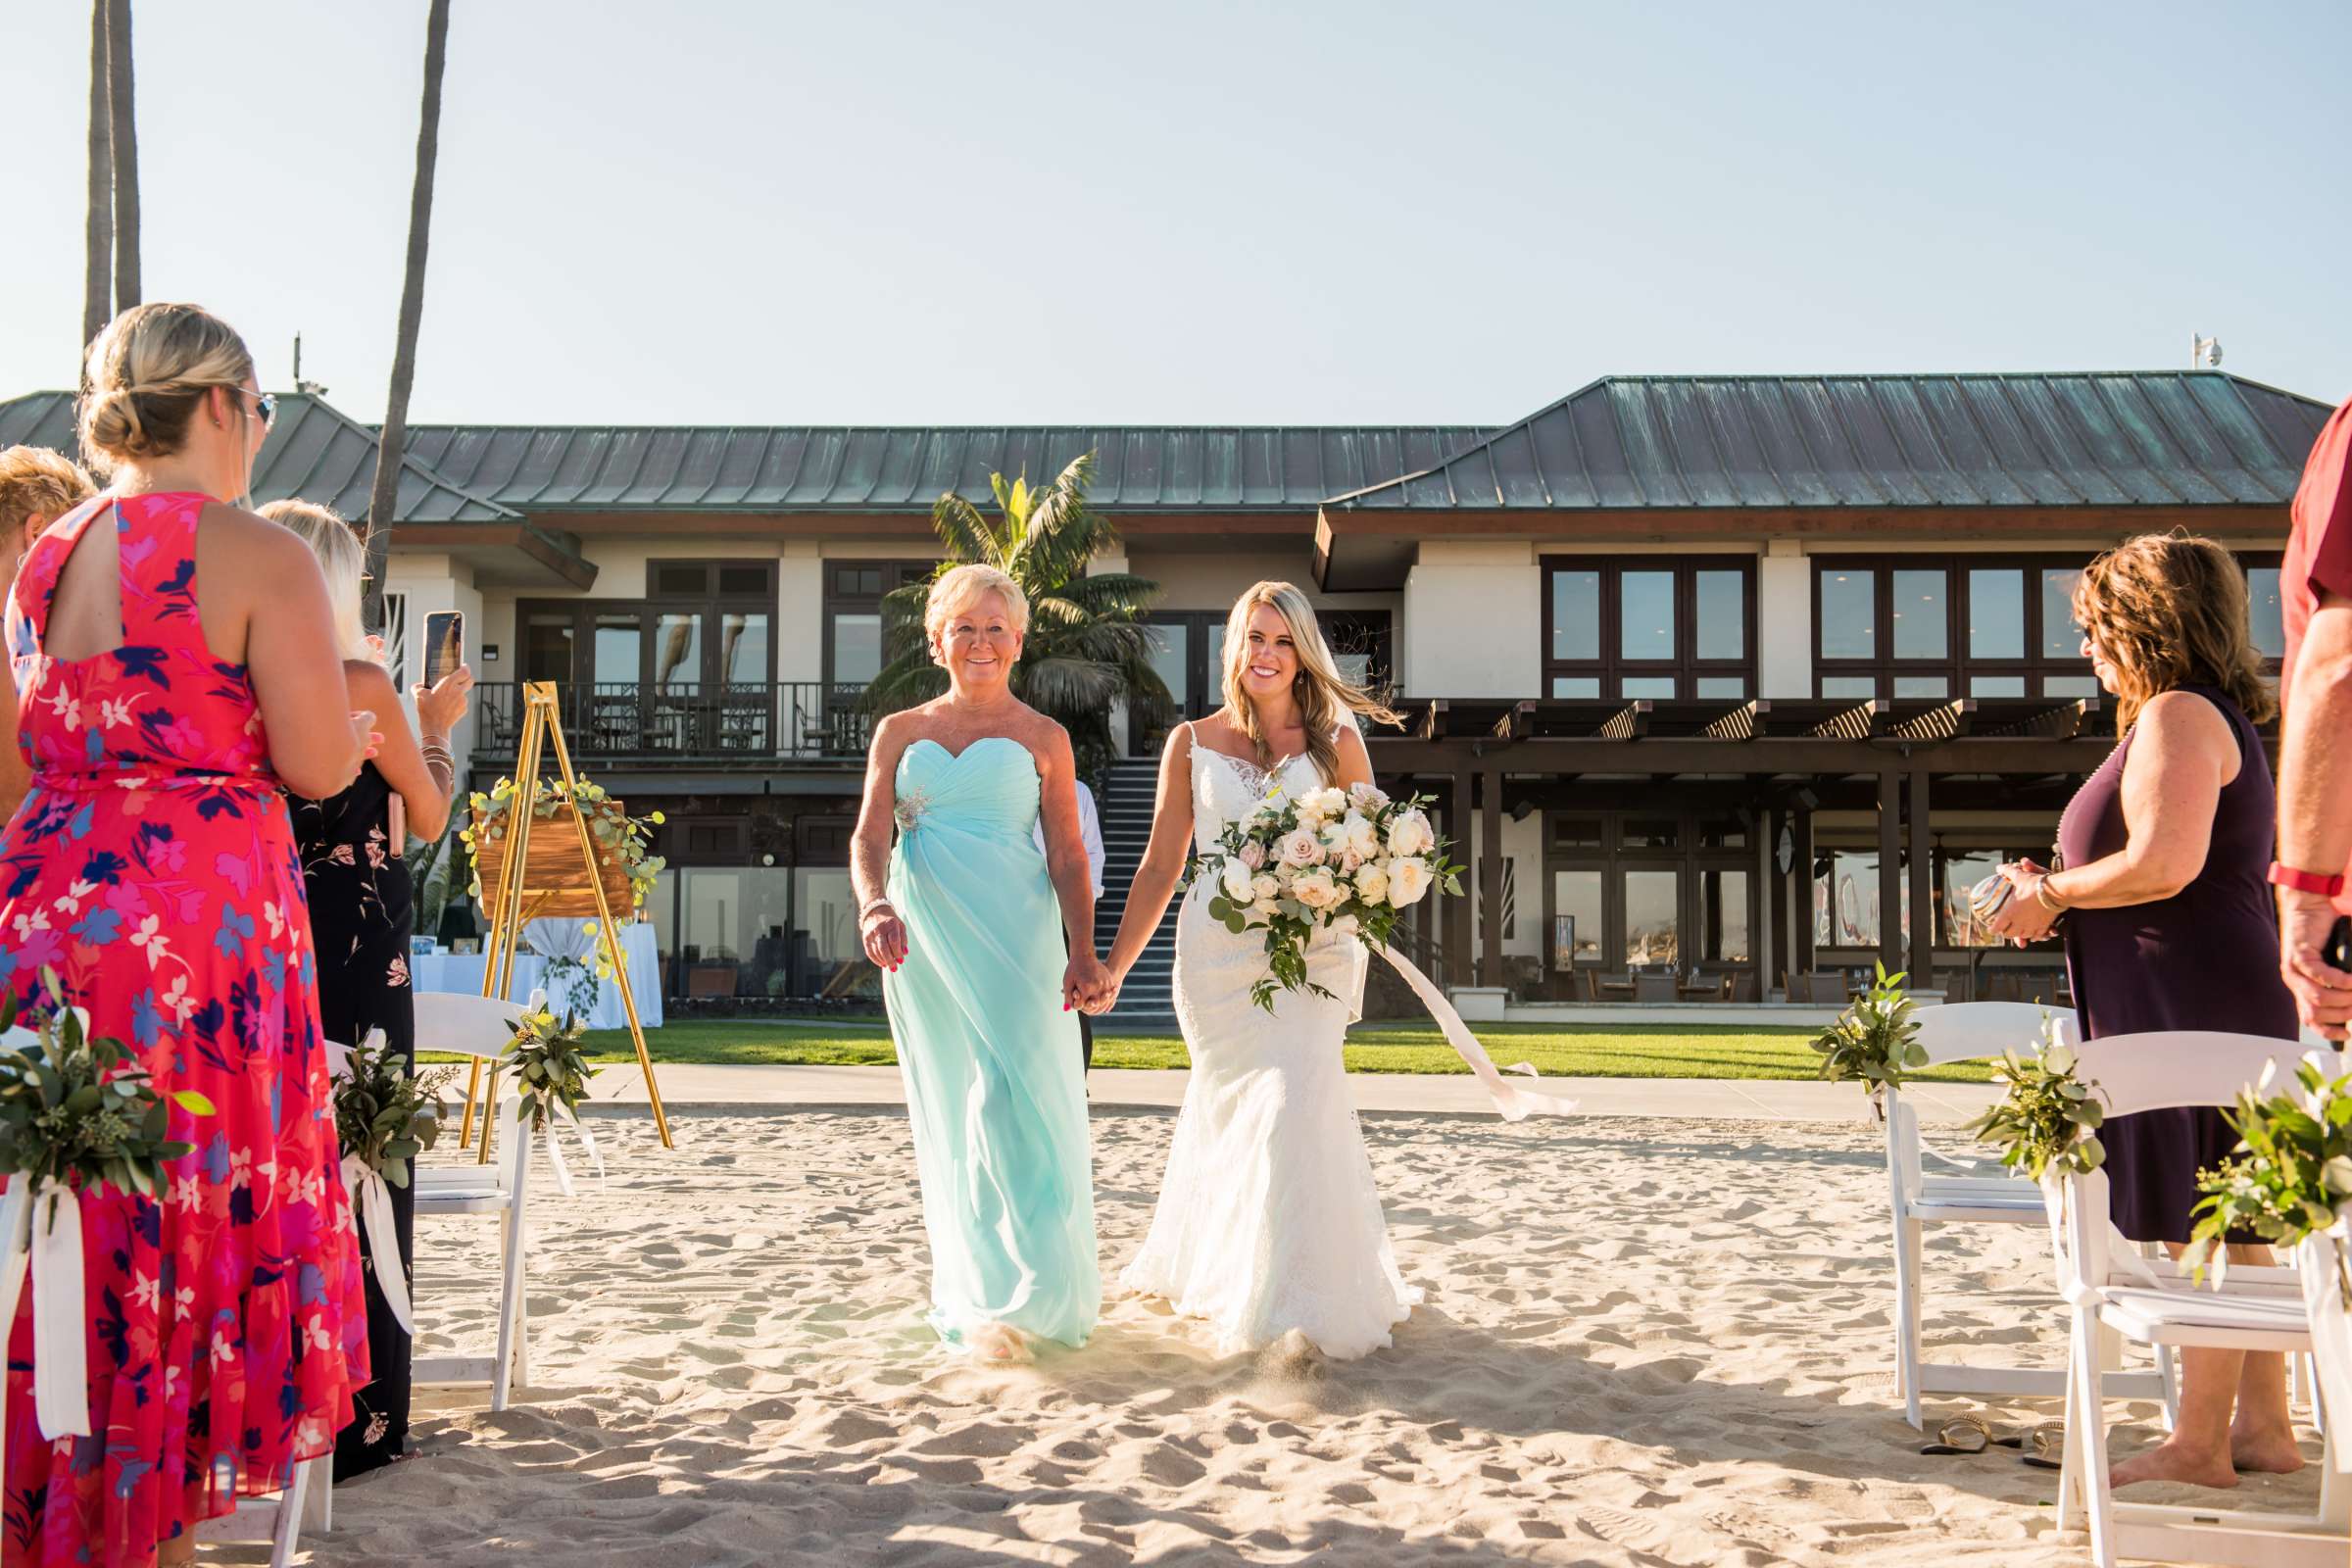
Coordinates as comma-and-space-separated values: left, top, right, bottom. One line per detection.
1118, 745, 1420, 1358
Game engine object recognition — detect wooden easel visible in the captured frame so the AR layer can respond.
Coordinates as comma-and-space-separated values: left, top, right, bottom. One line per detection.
458, 681, 674, 1157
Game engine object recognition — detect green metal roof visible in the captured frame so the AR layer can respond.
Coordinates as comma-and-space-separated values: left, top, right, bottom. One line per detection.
1324, 371, 2335, 512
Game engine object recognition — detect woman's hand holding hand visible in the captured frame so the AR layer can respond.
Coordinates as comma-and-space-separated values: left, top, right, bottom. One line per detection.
1064, 952, 1112, 1014
1986, 859, 2060, 946
415, 663, 474, 738
1079, 958, 1122, 1016
861, 906, 908, 970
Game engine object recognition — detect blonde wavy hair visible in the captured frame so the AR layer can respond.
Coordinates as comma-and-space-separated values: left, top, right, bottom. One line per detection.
925, 564, 1030, 653
2072, 532, 2276, 733
0, 447, 97, 562
259, 499, 372, 662
77, 303, 258, 478
1219, 580, 1402, 786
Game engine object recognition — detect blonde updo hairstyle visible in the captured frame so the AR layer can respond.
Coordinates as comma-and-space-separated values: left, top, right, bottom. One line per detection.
77, 303, 258, 476
1220, 580, 1402, 786
259, 499, 372, 662
924, 564, 1030, 661
2072, 531, 2276, 734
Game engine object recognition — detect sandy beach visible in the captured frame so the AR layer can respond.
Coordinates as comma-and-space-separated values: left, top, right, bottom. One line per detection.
295, 1102, 2325, 1567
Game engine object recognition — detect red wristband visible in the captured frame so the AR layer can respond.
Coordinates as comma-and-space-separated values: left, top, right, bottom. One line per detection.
2268, 861, 2347, 898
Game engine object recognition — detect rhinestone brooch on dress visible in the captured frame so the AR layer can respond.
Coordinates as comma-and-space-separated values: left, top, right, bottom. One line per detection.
895, 789, 930, 833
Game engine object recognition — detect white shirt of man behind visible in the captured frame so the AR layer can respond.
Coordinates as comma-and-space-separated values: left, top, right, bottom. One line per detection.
1034, 778, 1105, 900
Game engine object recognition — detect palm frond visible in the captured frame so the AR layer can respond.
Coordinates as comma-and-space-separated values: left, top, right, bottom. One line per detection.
863, 648, 949, 714
1052, 572, 1162, 618
1016, 655, 1124, 716
930, 493, 1001, 566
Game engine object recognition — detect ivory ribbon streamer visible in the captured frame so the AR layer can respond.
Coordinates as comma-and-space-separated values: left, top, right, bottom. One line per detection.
552, 1102, 606, 1189
340, 1153, 416, 1336
0, 1175, 94, 1483
535, 1115, 573, 1199
1372, 946, 1576, 1120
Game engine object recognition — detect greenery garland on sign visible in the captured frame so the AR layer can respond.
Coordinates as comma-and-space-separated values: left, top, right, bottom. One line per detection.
0, 973, 212, 1203
502, 1006, 599, 1133
333, 1033, 450, 1190
2189, 1055, 2352, 1298
1807, 962, 1927, 1114
461, 775, 665, 975
1966, 1018, 2106, 1179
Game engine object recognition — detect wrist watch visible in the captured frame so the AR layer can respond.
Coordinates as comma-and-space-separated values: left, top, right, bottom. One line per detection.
2269, 861, 2348, 898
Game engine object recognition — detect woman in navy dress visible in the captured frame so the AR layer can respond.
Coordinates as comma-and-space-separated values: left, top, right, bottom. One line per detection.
1988, 533, 2303, 1493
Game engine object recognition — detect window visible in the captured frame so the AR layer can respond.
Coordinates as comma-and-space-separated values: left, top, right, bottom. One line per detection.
1540, 809, 1758, 983
822, 561, 930, 694
1543, 558, 1754, 701
1814, 557, 2089, 700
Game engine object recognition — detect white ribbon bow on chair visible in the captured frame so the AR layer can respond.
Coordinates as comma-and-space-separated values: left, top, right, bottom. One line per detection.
0, 1175, 93, 1481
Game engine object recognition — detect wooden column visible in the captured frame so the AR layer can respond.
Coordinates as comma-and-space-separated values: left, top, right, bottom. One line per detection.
1907, 767, 1936, 988
1447, 769, 1474, 990
1877, 769, 1903, 978
1791, 807, 1815, 984
1480, 761, 1505, 988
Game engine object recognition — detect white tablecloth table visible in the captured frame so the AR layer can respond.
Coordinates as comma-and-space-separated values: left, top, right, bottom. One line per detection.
412, 920, 663, 1030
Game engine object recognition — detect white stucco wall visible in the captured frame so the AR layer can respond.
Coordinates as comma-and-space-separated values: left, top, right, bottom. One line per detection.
1757, 542, 1812, 699
1400, 541, 1540, 698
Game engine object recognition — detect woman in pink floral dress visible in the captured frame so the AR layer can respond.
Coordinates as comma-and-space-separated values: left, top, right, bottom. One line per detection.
0, 305, 375, 1567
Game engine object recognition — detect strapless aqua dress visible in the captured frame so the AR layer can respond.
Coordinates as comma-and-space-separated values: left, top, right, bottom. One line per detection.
884, 735, 1100, 1348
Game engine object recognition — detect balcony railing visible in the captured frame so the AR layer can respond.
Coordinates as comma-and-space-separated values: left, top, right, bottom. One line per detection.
469, 682, 872, 761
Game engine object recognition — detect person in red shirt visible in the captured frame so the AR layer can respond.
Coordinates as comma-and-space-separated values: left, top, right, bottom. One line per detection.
2276, 393, 2352, 1040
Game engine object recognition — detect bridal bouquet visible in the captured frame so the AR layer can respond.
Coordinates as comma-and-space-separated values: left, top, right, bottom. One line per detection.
1198, 779, 1464, 1011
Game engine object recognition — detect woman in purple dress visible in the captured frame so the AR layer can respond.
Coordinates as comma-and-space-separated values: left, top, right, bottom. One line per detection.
1988, 533, 2303, 1493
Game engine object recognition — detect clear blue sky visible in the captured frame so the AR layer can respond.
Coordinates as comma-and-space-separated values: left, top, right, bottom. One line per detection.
6, 1, 2347, 426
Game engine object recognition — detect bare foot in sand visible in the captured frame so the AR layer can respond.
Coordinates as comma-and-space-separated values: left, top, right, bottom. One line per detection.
966, 1321, 1033, 1364
2230, 1425, 2306, 1475
2110, 1440, 2239, 1492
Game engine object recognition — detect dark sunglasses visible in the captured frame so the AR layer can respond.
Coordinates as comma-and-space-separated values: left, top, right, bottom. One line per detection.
229, 387, 278, 431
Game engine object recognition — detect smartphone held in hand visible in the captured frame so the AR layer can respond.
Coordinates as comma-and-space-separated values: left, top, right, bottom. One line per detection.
422, 611, 465, 689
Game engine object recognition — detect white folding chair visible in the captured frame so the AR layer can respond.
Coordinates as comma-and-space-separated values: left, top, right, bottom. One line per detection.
2050, 1030, 2347, 1568
410, 992, 537, 1411
192, 1456, 329, 1564
1887, 1004, 2178, 1426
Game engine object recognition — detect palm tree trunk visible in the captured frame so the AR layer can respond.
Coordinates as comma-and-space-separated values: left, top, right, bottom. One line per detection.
81, 0, 112, 349
104, 0, 138, 312
364, 0, 453, 633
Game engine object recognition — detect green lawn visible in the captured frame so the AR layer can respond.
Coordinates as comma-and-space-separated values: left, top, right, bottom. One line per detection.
511, 1018, 1997, 1083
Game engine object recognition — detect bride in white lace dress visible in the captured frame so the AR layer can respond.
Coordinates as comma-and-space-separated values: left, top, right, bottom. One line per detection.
1096, 582, 1418, 1359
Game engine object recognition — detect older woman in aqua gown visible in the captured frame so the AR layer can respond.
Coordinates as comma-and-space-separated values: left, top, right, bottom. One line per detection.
848, 564, 1107, 1358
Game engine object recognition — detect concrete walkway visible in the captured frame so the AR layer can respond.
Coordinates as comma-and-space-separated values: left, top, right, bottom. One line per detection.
592, 1062, 2002, 1124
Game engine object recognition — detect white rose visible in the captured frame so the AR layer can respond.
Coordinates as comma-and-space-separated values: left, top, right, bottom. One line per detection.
1386, 809, 1435, 858
1219, 859, 1254, 905
1296, 786, 1347, 826
1251, 872, 1282, 902
1292, 867, 1343, 909
1386, 857, 1433, 906
1249, 897, 1281, 920
1348, 781, 1391, 813
1341, 810, 1380, 858
1353, 862, 1390, 905
1277, 828, 1325, 868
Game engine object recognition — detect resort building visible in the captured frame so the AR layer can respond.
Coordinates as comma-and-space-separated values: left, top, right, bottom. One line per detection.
2, 371, 2330, 1021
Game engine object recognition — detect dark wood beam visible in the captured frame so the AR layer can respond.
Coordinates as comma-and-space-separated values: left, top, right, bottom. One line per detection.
1888, 699, 1976, 745
1480, 760, 1505, 988
1699, 700, 1767, 741
1811, 699, 1888, 742
1597, 700, 1653, 741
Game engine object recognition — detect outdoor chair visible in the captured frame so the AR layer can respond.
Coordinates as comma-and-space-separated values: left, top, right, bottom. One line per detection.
1632, 972, 1679, 1004
1881, 1003, 2174, 1428
411, 992, 540, 1412
2046, 1030, 2342, 1567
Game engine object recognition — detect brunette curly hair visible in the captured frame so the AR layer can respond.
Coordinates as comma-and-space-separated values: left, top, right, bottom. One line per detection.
2072, 532, 2275, 733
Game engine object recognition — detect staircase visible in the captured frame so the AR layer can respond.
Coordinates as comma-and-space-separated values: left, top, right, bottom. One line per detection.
1093, 759, 1181, 1029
